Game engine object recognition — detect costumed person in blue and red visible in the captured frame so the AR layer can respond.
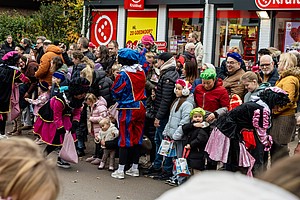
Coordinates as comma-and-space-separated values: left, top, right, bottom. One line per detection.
0, 51, 30, 135
110, 48, 147, 179
205, 87, 290, 176
33, 77, 90, 168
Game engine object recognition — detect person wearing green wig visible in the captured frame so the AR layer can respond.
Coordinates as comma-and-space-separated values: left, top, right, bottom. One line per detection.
194, 68, 230, 170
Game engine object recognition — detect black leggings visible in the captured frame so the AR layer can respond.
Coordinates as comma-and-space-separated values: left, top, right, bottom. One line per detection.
44, 131, 62, 155
0, 114, 7, 135
119, 145, 141, 165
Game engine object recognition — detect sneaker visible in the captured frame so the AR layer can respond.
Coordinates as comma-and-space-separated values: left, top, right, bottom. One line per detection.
153, 171, 172, 180
108, 166, 114, 171
98, 162, 105, 170
91, 158, 101, 165
85, 156, 96, 162
167, 179, 178, 187
57, 160, 71, 169
111, 170, 125, 179
125, 167, 139, 177
143, 165, 161, 176
35, 139, 44, 145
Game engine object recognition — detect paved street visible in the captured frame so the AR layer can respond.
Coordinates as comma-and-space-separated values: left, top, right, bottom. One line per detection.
5, 122, 172, 200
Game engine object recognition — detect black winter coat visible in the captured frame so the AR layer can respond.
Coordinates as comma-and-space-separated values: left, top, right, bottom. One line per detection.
1, 41, 16, 54
154, 66, 179, 120
182, 123, 209, 170
90, 69, 114, 107
71, 63, 86, 80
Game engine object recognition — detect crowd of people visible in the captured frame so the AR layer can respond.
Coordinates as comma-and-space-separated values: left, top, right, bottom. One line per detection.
0, 32, 300, 199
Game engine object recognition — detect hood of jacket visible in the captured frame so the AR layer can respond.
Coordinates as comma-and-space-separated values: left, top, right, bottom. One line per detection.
160, 57, 176, 72
93, 69, 106, 81
46, 45, 62, 54
95, 96, 107, 107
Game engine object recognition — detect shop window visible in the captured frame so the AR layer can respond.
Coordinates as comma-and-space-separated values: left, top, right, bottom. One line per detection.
126, 9, 157, 49
168, 8, 204, 54
215, 9, 259, 67
274, 11, 300, 53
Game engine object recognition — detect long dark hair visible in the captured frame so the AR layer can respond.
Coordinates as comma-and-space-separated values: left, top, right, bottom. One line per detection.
184, 61, 198, 84
171, 96, 188, 112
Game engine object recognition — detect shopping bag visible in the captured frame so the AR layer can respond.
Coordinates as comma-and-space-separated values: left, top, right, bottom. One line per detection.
59, 131, 78, 164
173, 148, 191, 177
158, 139, 176, 157
9, 84, 20, 121
108, 102, 119, 125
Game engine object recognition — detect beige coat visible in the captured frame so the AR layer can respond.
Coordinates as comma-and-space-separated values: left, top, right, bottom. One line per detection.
223, 68, 246, 100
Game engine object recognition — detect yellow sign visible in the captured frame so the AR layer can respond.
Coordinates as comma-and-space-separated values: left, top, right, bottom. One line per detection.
126, 17, 157, 44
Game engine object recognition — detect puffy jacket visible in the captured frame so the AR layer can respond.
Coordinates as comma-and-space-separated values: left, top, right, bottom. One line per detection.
244, 82, 270, 103
21, 59, 38, 95
83, 50, 96, 61
91, 69, 114, 106
154, 57, 179, 120
89, 97, 108, 135
194, 78, 230, 115
71, 63, 86, 80
223, 68, 246, 99
35, 45, 64, 85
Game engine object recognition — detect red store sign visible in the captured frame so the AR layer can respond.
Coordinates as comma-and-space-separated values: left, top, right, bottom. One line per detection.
255, 0, 300, 10
90, 9, 118, 46
124, 0, 144, 10
154, 41, 167, 51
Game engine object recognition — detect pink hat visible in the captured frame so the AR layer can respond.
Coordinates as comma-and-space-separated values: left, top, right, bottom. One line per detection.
88, 42, 96, 49
176, 79, 192, 90
141, 34, 154, 45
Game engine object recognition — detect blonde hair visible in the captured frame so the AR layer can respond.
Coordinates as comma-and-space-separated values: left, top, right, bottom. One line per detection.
145, 52, 154, 58
0, 138, 59, 200
99, 118, 110, 126
279, 53, 297, 70
259, 155, 300, 198
85, 93, 97, 104
111, 64, 121, 73
240, 71, 262, 84
229, 46, 240, 54
80, 57, 95, 86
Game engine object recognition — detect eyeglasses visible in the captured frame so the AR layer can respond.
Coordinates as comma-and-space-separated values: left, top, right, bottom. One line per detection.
260, 63, 271, 67
226, 61, 238, 65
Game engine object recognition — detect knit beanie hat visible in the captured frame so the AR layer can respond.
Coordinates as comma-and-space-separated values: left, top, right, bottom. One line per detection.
190, 107, 206, 118
176, 79, 192, 90
227, 52, 243, 63
200, 68, 217, 80
38, 81, 49, 91
158, 52, 173, 62
141, 34, 154, 45
53, 71, 65, 82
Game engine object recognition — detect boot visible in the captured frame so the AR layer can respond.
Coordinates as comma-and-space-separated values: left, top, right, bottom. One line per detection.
12, 116, 22, 136
7, 120, 17, 135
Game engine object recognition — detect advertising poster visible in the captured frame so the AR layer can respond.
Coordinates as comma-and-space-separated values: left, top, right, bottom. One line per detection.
90, 9, 118, 46
126, 10, 157, 49
284, 21, 300, 52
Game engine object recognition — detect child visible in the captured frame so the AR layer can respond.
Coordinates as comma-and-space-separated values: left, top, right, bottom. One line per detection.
160, 79, 194, 180
183, 108, 210, 174
240, 71, 271, 103
85, 93, 108, 165
25, 81, 50, 145
97, 118, 119, 171
50, 71, 66, 97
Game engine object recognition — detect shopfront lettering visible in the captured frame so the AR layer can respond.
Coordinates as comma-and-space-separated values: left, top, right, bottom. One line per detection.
255, 0, 300, 9
124, 0, 144, 10
129, 29, 153, 36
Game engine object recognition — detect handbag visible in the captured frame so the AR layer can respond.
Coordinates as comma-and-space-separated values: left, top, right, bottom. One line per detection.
108, 102, 119, 125
59, 131, 78, 164
9, 84, 20, 121
158, 139, 176, 157
173, 148, 191, 177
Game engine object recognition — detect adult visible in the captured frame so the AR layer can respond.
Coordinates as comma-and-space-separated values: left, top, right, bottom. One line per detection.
1, 35, 16, 54
269, 53, 300, 162
34, 77, 90, 168
0, 137, 59, 200
107, 40, 119, 73
95, 45, 112, 71
110, 48, 147, 179
188, 32, 203, 68
35, 36, 46, 64
194, 68, 230, 123
183, 43, 197, 65
259, 55, 279, 86
20, 38, 32, 54
223, 52, 246, 99
77, 37, 96, 61
205, 87, 290, 176
35, 42, 64, 85
143, 52, 179, 180
218, 47, 246, 80
182, 61, 201, 93
0, 51, 28, 135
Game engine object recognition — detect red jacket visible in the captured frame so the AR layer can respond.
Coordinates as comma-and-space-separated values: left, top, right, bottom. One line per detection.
194, 78, 230, 113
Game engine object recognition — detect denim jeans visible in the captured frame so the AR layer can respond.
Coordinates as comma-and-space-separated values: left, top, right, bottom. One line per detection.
153, 118, 173, 173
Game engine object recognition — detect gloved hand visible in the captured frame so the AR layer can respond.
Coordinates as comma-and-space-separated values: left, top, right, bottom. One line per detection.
71, 121, 80, 133
56, 127, 66, 135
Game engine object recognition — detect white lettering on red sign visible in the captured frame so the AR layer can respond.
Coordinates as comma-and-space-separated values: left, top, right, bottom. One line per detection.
255, 0, 300, 9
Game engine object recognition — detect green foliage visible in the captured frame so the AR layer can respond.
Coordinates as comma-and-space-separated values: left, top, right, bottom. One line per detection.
0, 1, 83, 45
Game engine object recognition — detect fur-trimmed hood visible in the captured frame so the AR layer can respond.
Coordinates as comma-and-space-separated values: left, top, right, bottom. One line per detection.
279, 67, 300, 80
